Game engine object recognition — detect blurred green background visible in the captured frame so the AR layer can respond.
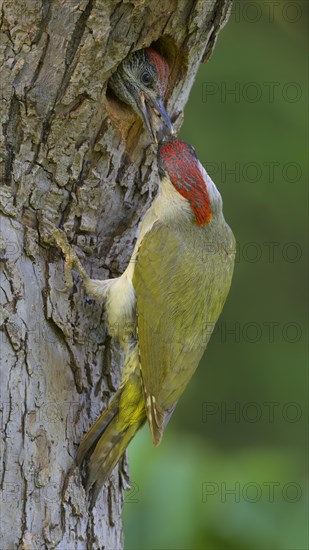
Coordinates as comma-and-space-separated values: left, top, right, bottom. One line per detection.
124, 1, 308, 548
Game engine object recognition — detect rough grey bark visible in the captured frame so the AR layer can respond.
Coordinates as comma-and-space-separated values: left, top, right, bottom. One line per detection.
0, 0, 232, 547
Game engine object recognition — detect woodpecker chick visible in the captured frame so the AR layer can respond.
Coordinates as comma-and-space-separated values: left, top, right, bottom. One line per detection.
52, 138, 235, 500
109, 48, 174, 142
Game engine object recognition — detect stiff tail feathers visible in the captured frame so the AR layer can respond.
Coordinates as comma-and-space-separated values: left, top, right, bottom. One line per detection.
76, 363, 146, 503
87, 420, 145, 504
76, 388, 123, 466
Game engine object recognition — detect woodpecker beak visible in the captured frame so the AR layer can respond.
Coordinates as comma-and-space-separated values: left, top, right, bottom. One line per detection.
139, 92, 175, 143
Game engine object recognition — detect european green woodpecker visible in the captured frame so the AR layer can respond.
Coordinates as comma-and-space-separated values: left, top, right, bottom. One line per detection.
53, 138, 235, 499
109, 48, 174, 141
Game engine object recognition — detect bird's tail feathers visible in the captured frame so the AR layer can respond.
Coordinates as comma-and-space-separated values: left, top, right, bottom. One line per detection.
76, 388, 123, 466
76, 362, 146, 503
87, 419, 144, 497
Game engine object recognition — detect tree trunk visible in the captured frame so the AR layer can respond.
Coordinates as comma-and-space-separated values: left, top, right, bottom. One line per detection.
0, 0, 232, 547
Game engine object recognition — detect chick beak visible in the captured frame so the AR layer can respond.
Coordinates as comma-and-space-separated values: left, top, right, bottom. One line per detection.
138, 92, 175, 143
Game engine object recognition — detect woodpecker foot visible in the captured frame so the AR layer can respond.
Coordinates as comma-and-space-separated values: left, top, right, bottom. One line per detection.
51, 227, 89, 289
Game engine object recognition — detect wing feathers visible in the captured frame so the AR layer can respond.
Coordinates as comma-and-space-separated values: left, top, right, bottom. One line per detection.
133, 221, 234, 443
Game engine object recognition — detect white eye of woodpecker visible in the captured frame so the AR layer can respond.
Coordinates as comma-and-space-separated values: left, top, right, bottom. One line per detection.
141, 71, 152, 86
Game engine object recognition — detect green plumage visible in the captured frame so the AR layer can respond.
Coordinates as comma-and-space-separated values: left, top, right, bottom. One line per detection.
133, 218, 235, 444
75, 213, 234, 497
53, 138, 235, 501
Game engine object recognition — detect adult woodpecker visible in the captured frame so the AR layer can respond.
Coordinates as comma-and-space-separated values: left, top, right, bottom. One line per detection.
52, 138, 235, 499
109, 47, 174, 141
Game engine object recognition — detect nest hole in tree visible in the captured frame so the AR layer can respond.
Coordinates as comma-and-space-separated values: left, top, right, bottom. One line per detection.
105, 35, 184, 148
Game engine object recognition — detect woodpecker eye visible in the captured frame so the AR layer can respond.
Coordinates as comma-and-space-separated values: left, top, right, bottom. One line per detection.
141, 71, 152, 86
